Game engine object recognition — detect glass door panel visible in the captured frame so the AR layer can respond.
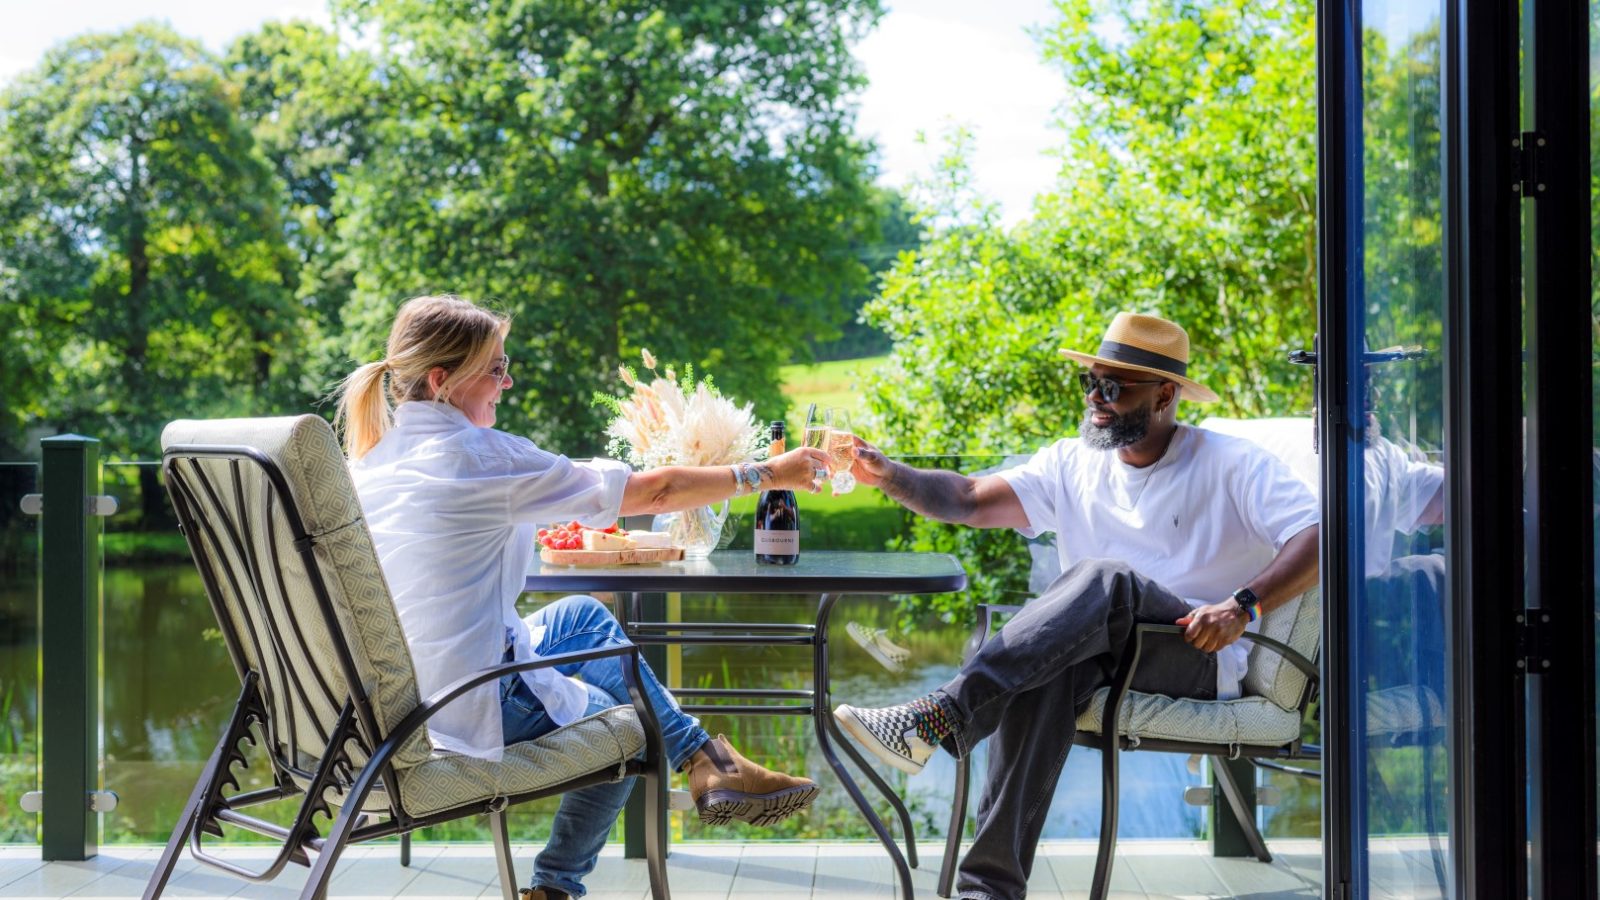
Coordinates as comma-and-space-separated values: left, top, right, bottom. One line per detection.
1353, 1, 1451, 895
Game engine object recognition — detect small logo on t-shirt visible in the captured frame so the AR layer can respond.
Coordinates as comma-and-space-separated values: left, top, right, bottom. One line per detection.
1173, 514, 1180, 528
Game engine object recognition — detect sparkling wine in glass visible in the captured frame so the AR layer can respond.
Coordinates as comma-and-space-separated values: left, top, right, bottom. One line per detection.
824, 408, 857, 494
802, 404, 830, 489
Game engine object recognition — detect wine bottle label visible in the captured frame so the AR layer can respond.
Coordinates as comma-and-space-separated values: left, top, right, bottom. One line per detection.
754, 529, 798, 553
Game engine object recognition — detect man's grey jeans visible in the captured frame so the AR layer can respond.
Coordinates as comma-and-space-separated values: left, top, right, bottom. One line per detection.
934, 558, 1218, 900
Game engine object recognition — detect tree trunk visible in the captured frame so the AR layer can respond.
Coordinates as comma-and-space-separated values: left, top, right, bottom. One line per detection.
124, 140, 170, 528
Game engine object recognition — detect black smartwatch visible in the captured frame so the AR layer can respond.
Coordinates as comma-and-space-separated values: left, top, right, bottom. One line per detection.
1230, 587, 1261, 622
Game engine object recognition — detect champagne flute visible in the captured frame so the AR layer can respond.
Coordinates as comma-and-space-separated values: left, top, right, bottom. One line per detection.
802, 403, 829, 489
824, 408, 857, 494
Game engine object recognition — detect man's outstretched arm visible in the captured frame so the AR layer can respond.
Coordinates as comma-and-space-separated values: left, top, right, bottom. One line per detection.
850, 437, 1031, 530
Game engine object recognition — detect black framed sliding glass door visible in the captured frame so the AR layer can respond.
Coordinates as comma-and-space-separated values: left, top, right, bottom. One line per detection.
1320, 0, 1595, 896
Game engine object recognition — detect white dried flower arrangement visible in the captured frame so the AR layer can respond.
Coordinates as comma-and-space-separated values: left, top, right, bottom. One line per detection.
595, 350, 767, 469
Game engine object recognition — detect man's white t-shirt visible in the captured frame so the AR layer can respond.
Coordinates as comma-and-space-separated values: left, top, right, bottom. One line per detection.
997, 424, 1320, 699
350, 401, 632, 760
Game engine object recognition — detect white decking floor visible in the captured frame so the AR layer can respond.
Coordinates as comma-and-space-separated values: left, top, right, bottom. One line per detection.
0, 839, 1331, 899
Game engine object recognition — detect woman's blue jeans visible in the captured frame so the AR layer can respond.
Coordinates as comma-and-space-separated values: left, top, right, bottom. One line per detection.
499, 595, 709, 897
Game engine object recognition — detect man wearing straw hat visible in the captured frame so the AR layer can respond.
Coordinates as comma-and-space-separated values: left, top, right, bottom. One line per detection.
834, 312, 1320, 900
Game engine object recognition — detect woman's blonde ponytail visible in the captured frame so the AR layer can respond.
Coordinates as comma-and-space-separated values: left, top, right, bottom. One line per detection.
334, 360, 394, 459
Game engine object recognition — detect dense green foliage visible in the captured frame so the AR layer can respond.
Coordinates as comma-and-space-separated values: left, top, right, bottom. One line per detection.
327, 0, 887, 453
0, 25, 301, 460
862, 0, 1319, 620
1, 2, 898, 462
224, 20, 388, 398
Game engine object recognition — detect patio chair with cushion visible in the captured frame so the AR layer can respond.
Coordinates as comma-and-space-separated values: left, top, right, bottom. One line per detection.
936, 591, 1321, 899
144, 415, 671, 900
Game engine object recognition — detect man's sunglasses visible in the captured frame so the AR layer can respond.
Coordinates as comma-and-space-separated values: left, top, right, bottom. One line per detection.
1076, 373, 1165, 403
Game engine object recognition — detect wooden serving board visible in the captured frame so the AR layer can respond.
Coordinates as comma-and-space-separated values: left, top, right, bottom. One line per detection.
539, 546, 685, 566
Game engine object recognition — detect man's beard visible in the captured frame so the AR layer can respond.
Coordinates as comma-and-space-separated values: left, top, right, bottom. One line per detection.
1081, 403, 1152, 450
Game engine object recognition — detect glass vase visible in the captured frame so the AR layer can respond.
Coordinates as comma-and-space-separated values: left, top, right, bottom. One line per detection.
653, 501, 729, 559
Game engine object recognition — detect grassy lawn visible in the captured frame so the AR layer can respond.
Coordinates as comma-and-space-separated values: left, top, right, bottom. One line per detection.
778, 354, 886, 424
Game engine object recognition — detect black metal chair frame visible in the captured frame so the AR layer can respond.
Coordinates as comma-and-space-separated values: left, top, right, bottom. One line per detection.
144, 444, 672, 900
937, 603, 1322, 900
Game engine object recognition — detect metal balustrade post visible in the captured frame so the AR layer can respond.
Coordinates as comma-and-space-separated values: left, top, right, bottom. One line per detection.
39, 435, 101, 860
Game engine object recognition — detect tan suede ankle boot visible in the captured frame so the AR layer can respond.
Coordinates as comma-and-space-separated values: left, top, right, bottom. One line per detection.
684, 734, 819, 826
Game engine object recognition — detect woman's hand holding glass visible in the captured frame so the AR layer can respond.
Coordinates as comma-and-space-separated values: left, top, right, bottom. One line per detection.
802, 406, 861, 494
764, 446, 831, 494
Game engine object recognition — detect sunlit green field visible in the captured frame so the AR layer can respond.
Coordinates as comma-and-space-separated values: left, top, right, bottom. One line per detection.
778, 355, 886, 425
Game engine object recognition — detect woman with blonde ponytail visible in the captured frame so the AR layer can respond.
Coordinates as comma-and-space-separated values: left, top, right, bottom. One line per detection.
338, 295, 830, 900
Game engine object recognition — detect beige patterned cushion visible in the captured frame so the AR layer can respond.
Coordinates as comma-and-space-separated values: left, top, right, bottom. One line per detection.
162, 416, 431, 771
395, 707, 645, 815
1075, 690, 1304, 747
293, 706, 646, 816
1242, 587, 1321, 710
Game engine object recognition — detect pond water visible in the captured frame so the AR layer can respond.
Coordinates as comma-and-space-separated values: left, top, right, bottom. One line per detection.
1, 560, 1320, 845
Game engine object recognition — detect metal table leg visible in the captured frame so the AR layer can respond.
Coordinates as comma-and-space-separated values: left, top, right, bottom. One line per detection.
814, 592, 916, 900
814, 593, 920, 865
617, 591, 670, 861
611, 585, 921, 898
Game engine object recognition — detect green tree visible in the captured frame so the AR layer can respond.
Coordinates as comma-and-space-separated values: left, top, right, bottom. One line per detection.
808, 186, 918, 362
329, 0, 885, 453
225, 20, 385, 397
0, 24, 298, 512
862, 0, 1319, 620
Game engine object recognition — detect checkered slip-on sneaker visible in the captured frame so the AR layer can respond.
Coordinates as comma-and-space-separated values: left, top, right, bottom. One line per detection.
834, 702, 939, 775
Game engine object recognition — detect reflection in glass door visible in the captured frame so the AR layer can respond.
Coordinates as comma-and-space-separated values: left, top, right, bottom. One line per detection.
1352, 3, 1451, 895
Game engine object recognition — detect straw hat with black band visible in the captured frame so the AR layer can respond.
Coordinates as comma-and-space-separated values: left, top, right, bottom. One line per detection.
1060, 312, 1220, 404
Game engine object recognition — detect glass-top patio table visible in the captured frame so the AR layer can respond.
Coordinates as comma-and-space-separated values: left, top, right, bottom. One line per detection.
526, 550, 968, 900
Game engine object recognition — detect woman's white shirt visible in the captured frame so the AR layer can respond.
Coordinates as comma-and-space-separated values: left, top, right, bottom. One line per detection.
349, 401, 632, 760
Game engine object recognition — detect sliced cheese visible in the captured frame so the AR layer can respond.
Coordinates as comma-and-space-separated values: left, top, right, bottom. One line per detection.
626, 531, 676, 550
582, 530, 637, 551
